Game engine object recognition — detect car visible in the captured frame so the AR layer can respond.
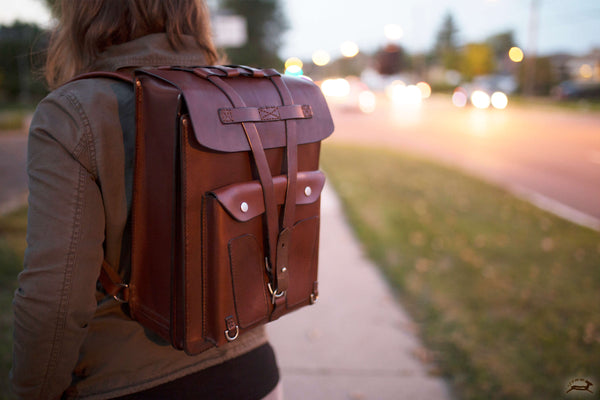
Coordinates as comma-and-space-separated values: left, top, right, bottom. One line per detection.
553, 80, 600, 101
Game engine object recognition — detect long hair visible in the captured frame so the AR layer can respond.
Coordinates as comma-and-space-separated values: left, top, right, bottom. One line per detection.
45, 0, 218, 88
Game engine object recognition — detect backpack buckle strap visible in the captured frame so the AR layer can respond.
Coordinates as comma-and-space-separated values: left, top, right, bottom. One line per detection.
98, 260, 130, 303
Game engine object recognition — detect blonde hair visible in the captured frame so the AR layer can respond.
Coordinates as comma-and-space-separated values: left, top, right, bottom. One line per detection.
45, 0, 218, 88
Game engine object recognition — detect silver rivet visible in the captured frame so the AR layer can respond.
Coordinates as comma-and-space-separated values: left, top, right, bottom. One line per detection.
281, 267, 287, 273
240, 202, 249, 212
304, 186, 312, 197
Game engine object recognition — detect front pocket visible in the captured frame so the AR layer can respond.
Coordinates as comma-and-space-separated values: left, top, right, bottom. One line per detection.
201, 171, 325, 344
228, 234, 270, 328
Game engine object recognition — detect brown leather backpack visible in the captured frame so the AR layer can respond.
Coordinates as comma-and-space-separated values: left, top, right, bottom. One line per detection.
83, 66, 334, 355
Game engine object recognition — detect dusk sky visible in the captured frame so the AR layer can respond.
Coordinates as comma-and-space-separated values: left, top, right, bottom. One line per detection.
1, 0, 599, 60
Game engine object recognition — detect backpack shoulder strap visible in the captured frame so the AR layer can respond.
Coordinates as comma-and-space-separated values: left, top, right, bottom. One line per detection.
68, 71, 134, 85
68, 70, 134, 302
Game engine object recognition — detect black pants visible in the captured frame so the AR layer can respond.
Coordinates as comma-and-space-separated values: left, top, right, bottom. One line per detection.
112, 343, 279, 400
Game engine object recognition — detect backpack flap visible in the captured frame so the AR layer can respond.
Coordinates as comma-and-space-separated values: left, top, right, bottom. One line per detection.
137, 68, 334, 152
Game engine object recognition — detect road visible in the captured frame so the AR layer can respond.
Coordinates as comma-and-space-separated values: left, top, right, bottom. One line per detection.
327, 95, 600, 228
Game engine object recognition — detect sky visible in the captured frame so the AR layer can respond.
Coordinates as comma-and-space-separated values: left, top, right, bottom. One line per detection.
280, 0, 600, 59
1, 0, 599, 60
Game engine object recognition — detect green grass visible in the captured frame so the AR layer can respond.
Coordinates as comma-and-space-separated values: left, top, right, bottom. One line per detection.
321, 144, 600, 400
0, 207, 27, 400
0, 107, 33, 132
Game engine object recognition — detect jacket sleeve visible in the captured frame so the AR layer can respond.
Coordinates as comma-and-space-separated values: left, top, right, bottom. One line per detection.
10, 91, 105, 399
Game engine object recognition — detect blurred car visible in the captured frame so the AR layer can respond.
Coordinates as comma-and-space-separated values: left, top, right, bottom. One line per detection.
319, 76, 377, 113
553, 80, 600, 101
453, 74, 515, 110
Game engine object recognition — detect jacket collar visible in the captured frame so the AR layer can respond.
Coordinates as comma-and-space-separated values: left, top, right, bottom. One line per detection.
92, 33, 208, 71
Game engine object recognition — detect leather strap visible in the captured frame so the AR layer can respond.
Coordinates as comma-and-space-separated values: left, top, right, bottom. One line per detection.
269, 75, 299, 297
218, 104, 312, 124
71, 71, 134, 304
98, 260, 129, 302
201, 73, 280, 281
67, 71, 133, 85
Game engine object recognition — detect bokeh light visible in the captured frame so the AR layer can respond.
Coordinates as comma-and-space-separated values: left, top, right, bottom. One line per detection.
384, 24, 403, 42
312, 50, 331, 66
387, 81, 422, 106
580, 64, 593, 79
284, 57, 303, 70
416, 82, 432, 99
358, 90, 376, 113
320, 78, 351, 97
452, 87, 468, 107
284, 65, 303, 76
491, 92, 508, 109
340, 41, 360, 58
509, 47, 524, 63
471, 90, 491, 109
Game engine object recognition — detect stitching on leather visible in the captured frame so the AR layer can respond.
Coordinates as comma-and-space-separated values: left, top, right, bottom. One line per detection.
258, 106, 280, 121
220, 109, 234, 123
301, 104, 313, 118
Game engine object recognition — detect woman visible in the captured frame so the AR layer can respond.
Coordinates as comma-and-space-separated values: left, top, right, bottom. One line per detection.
10, 1, 281, 398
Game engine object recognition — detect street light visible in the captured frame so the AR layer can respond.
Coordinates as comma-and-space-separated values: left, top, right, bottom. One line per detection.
312, 50, 331, 66
340, 41, 359, 58
509, 47, 524, 63
384, 24, 403, 42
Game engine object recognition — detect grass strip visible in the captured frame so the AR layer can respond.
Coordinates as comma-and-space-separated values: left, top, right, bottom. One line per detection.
321, 143, 600, 400
0, 207, 27, 400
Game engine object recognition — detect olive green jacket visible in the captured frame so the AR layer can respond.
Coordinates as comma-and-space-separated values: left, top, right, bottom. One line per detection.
11, 34, 267, 400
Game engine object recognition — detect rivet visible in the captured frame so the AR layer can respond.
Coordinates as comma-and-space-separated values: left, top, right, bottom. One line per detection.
135, 79, 142, 88
240, 202, 249, 213
281, 267, 287, 273
304, 186, 312, 197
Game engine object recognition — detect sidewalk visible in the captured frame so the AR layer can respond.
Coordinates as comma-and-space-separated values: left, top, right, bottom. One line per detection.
267, 183, 452, 400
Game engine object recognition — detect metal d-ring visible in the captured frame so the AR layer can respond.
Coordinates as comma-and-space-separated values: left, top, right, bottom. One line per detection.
310, 293, 319, 304
113, 283, 129, 303
268, 282, 285, 298
224, 325, 239, 342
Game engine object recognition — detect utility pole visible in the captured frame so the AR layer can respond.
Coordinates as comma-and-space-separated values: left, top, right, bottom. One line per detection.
524, 0, 539, 96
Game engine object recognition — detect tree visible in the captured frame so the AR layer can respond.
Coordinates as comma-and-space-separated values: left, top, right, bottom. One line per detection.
517, 56, 557, 95
460, 43, 495, 81
374, 44, 407, 75
433, 12, 460, 70
486, 31, 516, 61
0, 21, 48, 103
218, 0, 287, 68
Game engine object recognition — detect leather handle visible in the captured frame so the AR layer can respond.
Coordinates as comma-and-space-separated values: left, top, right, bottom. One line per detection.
218, 104, 312, 124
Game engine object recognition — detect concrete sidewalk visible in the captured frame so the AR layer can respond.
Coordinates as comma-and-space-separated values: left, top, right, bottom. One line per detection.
267, 184, 452, 400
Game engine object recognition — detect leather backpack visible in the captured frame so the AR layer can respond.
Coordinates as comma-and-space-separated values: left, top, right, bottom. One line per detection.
79, 66, 334, 355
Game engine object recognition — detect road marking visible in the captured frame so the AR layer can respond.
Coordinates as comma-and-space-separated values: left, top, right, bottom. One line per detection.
509, 185, 600, 231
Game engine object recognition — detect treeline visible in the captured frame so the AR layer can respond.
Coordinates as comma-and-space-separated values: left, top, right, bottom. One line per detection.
0, 21, 48, 105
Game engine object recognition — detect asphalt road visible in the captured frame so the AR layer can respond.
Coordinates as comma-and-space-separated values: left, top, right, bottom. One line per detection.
327, 95, 600, 228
